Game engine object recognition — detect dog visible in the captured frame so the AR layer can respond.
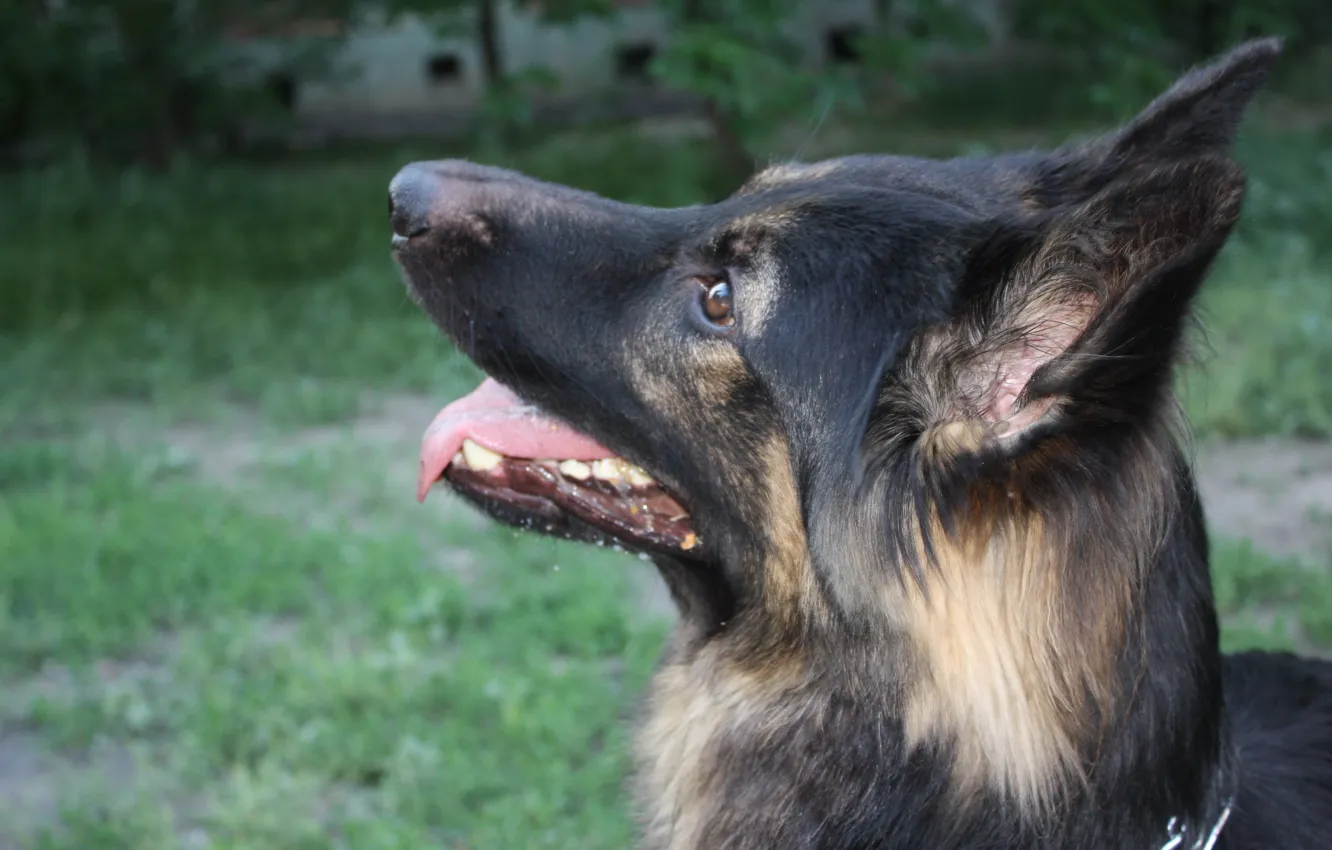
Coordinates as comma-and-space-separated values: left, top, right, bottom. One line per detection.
389, 38, 1332, 849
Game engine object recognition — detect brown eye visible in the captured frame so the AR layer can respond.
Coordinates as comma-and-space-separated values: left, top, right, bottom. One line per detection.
700, 279, 735, 327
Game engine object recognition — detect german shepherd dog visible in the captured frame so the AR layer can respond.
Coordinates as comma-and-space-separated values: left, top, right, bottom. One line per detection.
389, 38, 1332, 849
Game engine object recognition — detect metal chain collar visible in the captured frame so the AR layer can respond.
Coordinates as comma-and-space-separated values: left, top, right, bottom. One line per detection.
1158, 797, 1234, 850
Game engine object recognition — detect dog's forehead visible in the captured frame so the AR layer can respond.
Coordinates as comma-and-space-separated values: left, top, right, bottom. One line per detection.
690, 153, 1014, 292
738, 153, 1034, 212
694, 153, 1034, 268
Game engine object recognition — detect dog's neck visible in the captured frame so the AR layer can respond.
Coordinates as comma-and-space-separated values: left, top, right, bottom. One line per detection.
641, 445, 1236, 849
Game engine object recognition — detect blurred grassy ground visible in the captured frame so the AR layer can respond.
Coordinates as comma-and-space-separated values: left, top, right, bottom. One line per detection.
2, 92, 1331, 848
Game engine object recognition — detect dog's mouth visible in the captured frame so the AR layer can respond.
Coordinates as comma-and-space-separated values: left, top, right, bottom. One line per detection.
418, 378, 699, 556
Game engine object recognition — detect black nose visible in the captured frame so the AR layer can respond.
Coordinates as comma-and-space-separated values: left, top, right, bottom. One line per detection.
388, 163, 437, 239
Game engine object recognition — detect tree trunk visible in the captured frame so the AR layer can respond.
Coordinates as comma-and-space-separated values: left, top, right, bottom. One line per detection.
1193, 0, 1231, 60
477, 0, 504, 86
704, 98, 756, 194
682, 0, 755, 195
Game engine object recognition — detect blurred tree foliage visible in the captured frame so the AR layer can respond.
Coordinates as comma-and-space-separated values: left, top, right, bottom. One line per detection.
1, 0, 1327, 171
1004, 0, 1328, 113
647, 0, 862, 190
0, 1, 361, 169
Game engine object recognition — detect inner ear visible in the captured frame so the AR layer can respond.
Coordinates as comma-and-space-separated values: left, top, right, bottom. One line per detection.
931, 154, 1246, 452
951, 282, 1099, 435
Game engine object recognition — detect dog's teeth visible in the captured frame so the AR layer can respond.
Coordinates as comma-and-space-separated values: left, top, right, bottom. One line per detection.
461, 439, 504, 471
558, 459, 591, 480
451, 451, 465, 468
680, 532, 698, 551
591, 459, 624, 482
624, 464, 654, 486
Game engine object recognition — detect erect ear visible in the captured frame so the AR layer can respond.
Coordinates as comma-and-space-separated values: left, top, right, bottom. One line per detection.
1027, 37, 1284, 208
913, 39, 1281, 451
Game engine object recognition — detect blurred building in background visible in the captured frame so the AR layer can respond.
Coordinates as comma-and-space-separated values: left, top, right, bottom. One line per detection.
225, 0, 892, 139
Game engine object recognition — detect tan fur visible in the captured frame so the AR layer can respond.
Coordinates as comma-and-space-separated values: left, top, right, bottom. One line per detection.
694, 348, 750, 408
725, 207, 803, 237
733, 243, 785, 336
758, 438, 828, 631
635, 657, 724, 850
635, 439, 822, 849
636, 647, 806, 850
740, 161, 842, 193
874, 187, 1194, 813
896, 423, 1156, 812
898, 511, 1090, 811
629, 343, 748, 412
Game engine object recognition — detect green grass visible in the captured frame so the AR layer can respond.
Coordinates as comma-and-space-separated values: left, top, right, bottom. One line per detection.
2, 109, 1331, 847
3, 439, 663, 848
1213, 539, 1332, 652
0, 262, 468, 429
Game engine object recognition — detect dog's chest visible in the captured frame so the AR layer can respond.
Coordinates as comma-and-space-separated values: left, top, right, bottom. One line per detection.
631, 656, 833, 850
634, 662, 750, 849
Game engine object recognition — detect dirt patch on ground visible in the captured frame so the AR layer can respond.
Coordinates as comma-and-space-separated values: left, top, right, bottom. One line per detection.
1194, 439, 1332, 565
0, 633, 182, 849
152, 394, 448, 490
0, 732, 143, 850
108, 394, 486, 577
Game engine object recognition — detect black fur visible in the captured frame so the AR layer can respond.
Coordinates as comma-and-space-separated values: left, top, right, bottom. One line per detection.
390, 38, 1332, 849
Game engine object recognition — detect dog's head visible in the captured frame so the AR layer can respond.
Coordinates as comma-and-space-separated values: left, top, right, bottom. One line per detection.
391, 41, 1278, 641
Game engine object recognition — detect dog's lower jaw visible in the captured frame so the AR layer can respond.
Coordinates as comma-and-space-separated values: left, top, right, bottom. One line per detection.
650, 554, 737, 644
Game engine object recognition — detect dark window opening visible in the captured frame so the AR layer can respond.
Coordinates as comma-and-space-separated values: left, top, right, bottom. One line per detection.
825, 26, 863, 65
615, 42, 657, 82
266, 72, 297, 111
427, 53, 463, 84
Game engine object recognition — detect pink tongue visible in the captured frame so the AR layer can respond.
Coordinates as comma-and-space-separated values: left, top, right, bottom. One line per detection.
417, 378, 614, 502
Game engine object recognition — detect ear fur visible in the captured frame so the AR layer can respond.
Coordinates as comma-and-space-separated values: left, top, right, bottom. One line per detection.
808, 40, 1282, 621
917, 39, 1280, 454
940, 155, 1245, 446
1027, 37, 1284, 209
1111, 37, 1283, 160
